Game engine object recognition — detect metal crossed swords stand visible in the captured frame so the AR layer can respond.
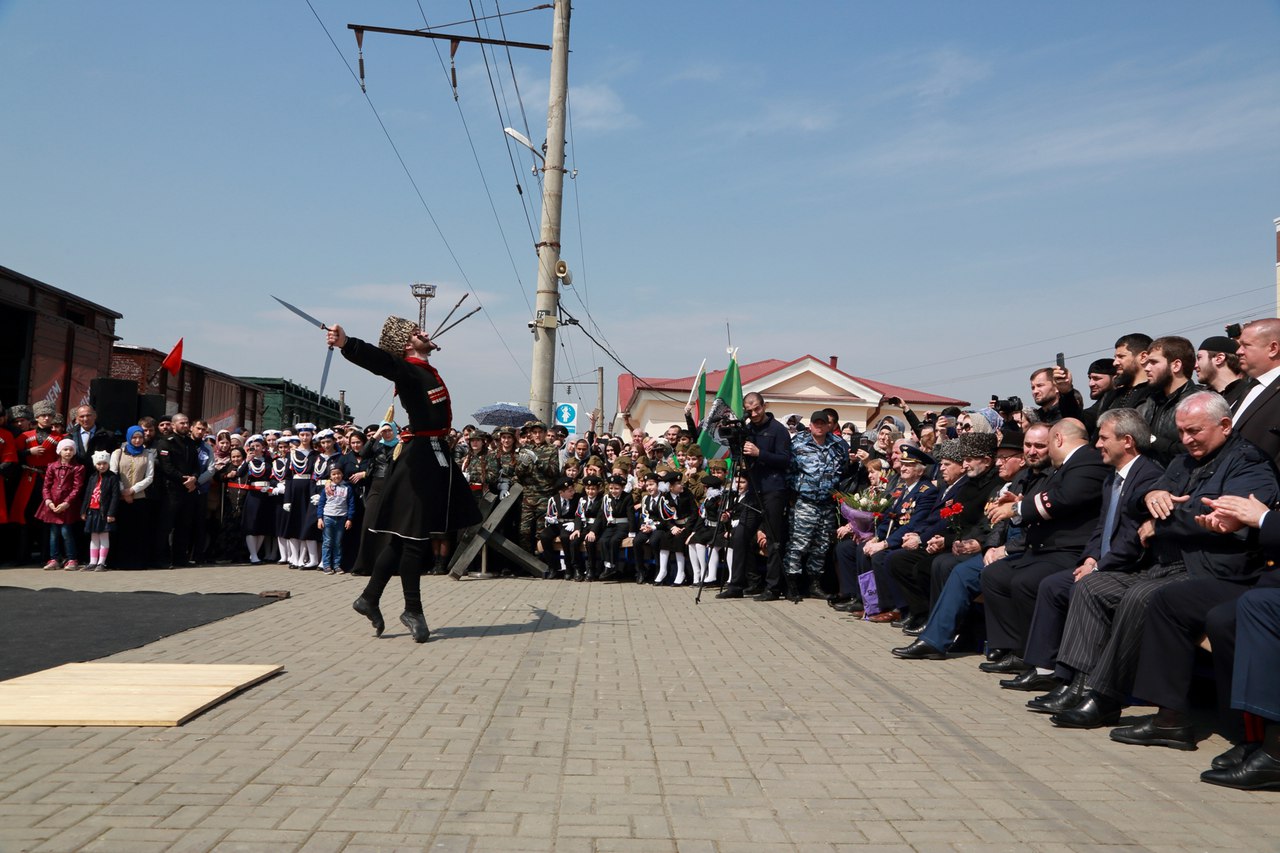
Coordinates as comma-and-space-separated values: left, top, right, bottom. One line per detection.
447, 485, 546, 579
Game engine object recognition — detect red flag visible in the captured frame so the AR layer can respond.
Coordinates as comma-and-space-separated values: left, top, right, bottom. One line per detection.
161, 339, 183, 376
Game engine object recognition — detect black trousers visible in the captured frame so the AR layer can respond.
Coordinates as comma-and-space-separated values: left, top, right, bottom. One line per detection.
980, 549, 1079, 655
834, 537, 861, 597
362, 535, 430, 614
599, 523, 629, 570
888, 547, 934, 616
1132, 576, 1254, 714
728, 494, 784, 591
166, 489, 202, 566
756, 491, 789, 592
1024, 568, 1074, 672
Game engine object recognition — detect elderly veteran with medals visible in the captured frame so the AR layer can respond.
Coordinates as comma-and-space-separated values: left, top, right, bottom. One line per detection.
326, 316, 481, 643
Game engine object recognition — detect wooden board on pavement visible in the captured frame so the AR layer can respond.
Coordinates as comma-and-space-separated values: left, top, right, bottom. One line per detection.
0, 663, 283, 727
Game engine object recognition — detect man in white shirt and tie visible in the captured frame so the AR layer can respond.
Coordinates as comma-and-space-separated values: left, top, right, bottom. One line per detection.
1231, 318, 1280, 464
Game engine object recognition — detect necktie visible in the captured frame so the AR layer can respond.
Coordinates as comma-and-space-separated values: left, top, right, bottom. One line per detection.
1100, 473, 1124, 557
1233, 377, 1263, 415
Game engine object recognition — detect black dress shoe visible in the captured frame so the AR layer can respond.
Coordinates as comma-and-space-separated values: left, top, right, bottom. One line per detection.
1211, 743, 1259, 770
1110, 716, 1197, 750
399, 611, 431, 643
985, 647, 1010, 662
1027, 679, 1085, 715
891, 639, 946, 660
827, 594, 852, 607
1200, 747, 1280, 790
1000, 670, 1060, 692
753, 588, 781, 602
1051, 694, 1122, 729
902, 614, 927, 633
352, 596, 384, 637
833, 599, 864, 613
978, 653, 1029, 674
715, 587, 744, 599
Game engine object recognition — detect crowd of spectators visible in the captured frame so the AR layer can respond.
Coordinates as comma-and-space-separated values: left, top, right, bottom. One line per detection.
2, 319, 1280, 789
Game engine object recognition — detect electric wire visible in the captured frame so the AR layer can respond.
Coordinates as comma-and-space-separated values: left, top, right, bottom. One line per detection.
466, 0, 542, 249
305, 0, 527, 378
911, 301, 1277, 394
873, 285, 1272, 380
410, 2, 551, 34
495, 1, 541, 169
414, 0, 535, 317
558, 305, 690, 408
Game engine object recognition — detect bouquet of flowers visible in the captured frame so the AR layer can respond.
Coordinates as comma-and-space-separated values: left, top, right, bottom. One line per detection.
939, 501, 966, 535
834, 487, 892, 542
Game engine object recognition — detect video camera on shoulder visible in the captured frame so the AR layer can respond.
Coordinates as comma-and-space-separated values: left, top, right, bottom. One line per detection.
992, 395, 1023, 418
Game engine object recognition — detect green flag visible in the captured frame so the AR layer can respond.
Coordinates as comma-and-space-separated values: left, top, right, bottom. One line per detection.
697, 352, 744, 461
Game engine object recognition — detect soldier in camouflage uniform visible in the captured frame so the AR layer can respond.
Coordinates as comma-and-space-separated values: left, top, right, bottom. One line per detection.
515, 420, 561, 554
460, 431, 499, 497
783, 411, 849, 602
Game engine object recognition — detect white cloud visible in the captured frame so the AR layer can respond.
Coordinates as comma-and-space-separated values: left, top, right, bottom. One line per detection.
568, 83, 638, 132
855, 66, 1280, 179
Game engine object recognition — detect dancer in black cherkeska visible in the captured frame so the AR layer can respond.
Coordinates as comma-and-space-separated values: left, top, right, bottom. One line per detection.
326, 317, 480, 642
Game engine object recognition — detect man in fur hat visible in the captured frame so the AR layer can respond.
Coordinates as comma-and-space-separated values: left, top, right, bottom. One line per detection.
328, 316, 481, 643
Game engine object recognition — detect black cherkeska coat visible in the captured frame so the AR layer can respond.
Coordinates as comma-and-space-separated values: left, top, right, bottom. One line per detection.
340, 337, 480, 539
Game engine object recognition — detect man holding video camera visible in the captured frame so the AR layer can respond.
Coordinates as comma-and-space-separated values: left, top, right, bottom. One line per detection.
716, 392, 792, 600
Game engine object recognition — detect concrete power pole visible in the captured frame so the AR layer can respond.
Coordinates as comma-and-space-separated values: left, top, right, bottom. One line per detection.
527, 0, 571, 423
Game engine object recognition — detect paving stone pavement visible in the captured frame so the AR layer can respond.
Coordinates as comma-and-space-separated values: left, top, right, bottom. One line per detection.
1, 564, 1278, 853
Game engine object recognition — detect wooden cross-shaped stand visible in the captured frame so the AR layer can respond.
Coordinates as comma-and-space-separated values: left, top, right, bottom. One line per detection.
448, 484, 545, 579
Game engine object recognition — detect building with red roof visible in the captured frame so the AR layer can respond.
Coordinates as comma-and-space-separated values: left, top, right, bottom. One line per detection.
615, 355, 968, 436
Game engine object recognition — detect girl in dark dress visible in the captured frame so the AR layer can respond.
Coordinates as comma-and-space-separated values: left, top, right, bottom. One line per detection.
327, 316, 481, 642
282, 426, 319, 568
270, 435, 295, 564
239, 435, 275, 564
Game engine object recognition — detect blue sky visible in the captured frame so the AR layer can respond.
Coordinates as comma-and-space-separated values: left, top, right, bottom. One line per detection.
3, 1, 1278, 427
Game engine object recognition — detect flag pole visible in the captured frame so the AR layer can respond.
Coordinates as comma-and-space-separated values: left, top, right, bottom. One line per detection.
686, 358, 706, 409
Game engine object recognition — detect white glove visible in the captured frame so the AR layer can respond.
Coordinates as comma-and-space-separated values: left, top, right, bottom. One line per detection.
310, 493, 320, 506
272, 483, 285, 496
518, 448, 536, 466
283, 503, 292, 512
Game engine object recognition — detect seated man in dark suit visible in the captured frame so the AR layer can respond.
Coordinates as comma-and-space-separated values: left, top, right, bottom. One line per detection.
1050, 392, 1280, 730
1018, 408, 1164, 706
1116, 492, 1280, 769
890, 428, 1033, 660
979, 419, 1107, 675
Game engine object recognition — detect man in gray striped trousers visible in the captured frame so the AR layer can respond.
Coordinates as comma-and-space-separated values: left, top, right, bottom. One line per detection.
1050, 392, 1280, 729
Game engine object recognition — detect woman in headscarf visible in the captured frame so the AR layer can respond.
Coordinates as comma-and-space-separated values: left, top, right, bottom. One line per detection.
110, 425, 156, 568
327, 317, 481, 642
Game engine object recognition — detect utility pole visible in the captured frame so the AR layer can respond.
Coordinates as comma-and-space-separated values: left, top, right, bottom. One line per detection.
595, 366, 604, 432
528, 0, 571, 423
